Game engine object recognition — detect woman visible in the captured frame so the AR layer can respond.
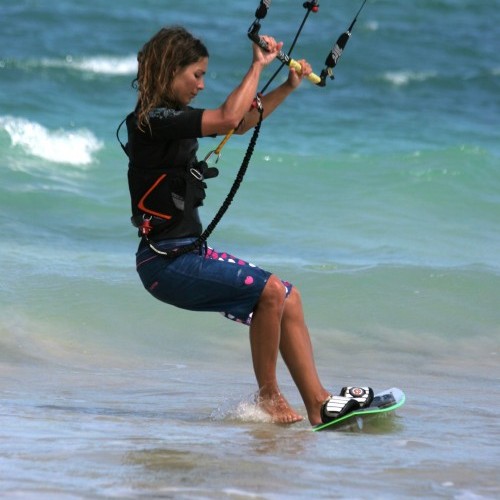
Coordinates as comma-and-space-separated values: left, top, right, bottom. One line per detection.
122, 26, 367, 425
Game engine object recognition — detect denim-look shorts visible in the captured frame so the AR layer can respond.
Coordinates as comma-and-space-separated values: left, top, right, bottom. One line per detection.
136, 238, 293, 325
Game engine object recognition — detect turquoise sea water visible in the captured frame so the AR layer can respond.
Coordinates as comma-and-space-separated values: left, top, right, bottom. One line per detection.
1, 1, 499, 498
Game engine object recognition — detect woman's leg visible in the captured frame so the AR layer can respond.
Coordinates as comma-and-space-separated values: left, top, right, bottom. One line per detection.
249, 275, 304, 423
278, 286, 330, 425
249, 275, 330, 425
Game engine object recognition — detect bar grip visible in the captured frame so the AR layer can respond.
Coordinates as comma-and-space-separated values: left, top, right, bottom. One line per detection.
248, 32, 321, 85
287, 58, 321, 85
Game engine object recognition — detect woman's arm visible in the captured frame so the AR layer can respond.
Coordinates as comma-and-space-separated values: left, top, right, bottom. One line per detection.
234, 58, 312, 135
201, 36, 283, 137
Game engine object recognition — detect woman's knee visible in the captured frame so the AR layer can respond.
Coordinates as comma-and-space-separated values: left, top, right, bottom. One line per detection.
257, 274, 287, 311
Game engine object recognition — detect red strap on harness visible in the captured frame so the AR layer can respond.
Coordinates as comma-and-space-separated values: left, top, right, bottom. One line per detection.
139, 217, 153, 236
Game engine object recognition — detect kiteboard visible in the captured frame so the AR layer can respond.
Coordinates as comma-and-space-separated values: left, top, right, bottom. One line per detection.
313, 387, 405, 432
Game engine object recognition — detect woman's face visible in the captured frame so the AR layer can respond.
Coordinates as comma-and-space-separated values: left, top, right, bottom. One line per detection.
171, 57, 208, 106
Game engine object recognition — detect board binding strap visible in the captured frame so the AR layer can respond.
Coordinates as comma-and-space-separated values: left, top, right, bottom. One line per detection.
313, 387, 405, 432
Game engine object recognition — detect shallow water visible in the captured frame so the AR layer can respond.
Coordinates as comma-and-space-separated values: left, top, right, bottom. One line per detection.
1, 0, 499, 498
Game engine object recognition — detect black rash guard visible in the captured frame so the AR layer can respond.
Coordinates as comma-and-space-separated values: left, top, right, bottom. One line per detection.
126, 106, 206, 240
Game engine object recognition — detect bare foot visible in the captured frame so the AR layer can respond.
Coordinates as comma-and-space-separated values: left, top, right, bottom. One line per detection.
307, 391, 332, 426
256, 390, 304, 424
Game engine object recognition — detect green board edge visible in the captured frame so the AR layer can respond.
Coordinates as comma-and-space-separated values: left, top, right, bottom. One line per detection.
312, 389, 406, 432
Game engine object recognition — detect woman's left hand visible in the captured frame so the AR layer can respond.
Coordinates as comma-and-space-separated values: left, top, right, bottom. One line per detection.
287, 59, 312, 89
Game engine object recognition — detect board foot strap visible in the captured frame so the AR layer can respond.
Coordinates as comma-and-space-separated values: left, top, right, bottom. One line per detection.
321, 386, 374, 424
340, 386, 374, 407
321, 396, 359, 423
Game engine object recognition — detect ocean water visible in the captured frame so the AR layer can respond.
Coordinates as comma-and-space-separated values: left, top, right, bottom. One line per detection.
1, 0, 499, 498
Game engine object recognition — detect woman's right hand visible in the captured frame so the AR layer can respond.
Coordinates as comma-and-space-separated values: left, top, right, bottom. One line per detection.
201, 34, 283, 137
252, 35, 283, 67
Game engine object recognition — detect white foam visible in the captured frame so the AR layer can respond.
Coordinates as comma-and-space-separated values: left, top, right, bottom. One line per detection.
39, 54, 137, 76
68, 55, 137, 76
0, 116, 103, 166
211, 396, 272, 423
383, 70, 437, 86
365, 20, 379, 31
234, 400, 273, 423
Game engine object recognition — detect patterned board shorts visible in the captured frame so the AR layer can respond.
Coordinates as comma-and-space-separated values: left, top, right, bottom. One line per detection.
136, 238, 293, 325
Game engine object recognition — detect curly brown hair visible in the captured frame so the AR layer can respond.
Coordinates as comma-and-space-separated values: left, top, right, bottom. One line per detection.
133, 26, 209, 131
